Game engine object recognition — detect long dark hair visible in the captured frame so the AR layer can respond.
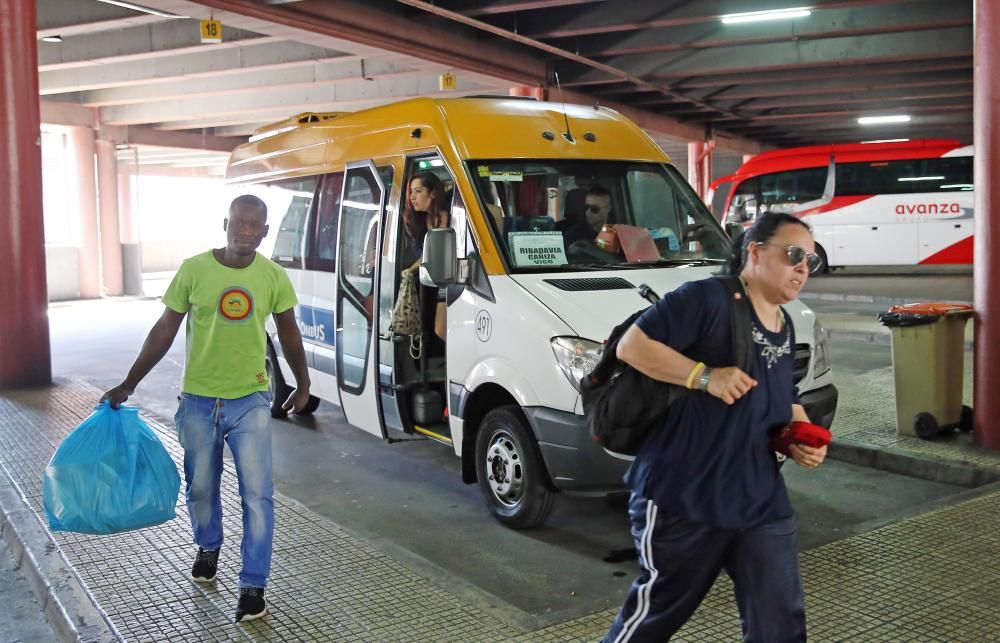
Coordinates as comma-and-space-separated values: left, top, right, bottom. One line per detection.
403, 171, 448, 245
722, 213, 811, 275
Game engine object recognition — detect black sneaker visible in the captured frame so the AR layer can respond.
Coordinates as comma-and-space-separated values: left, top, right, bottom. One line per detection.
235, 586, 267, 622
191, 547, 219, 583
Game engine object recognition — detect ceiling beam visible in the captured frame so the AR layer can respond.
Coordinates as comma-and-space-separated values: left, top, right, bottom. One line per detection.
38, 21, 271, 69
39, 40, 344, 94
63, 56, 425, 107
563, 26, 973, 83
99, 74, 497, 125
572, 1, 967, 59
458, 0, 605, 17
523, 0, 916, 39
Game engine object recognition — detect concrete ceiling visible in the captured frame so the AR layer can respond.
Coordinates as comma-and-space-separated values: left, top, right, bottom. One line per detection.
36, 0, 972, 174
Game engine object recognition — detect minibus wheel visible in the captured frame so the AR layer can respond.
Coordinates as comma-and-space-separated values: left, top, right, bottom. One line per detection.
265, 341, 293, 418
475, 406, 555, 529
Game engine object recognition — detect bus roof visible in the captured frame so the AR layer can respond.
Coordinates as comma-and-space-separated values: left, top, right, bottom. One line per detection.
225, 96, 669, 184
728, 139, 966, 182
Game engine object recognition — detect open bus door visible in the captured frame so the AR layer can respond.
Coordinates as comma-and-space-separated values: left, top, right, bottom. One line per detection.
335, 160, 388, 439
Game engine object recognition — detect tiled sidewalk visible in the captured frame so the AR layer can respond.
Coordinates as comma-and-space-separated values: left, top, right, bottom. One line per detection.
3, 380, 1000, 642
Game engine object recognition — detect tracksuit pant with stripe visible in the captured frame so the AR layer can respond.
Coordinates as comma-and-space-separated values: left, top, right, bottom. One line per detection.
602, 492, 806, 643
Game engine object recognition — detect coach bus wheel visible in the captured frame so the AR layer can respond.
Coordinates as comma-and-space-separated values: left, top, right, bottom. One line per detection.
265, 342, 293, 419
475, 406, 555, 529
812, 244, 830, 275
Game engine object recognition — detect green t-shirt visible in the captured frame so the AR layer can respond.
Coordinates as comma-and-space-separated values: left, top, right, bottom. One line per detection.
162, 250, 298, 399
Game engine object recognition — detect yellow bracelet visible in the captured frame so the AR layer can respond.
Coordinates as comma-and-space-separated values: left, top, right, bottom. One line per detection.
686, 362, 706, 390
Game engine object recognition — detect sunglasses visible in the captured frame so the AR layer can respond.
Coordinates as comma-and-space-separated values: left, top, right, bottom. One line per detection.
586, 203, 605, 214
756, 242, 822, 272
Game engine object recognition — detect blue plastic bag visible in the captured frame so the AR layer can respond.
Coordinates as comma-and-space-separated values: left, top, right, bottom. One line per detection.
42, 401, 181, 535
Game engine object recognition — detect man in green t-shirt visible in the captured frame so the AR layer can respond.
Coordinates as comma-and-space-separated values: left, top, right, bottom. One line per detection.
101, 195, 310, 623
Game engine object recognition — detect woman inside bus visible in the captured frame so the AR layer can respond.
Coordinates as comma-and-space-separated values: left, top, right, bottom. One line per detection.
401, 171, 451, 347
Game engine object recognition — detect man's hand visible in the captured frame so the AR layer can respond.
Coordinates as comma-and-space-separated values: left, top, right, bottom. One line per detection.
789, 443, 827, 469
99, 384, 133, 409
706, 367, 757, 405
282, 387, 311, 414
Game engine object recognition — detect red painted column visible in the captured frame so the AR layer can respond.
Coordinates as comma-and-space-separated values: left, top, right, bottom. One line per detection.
688, 142, 706, 198
687, 141, 714, 205
973, 0, 1000, 450
0, 0, 52, 387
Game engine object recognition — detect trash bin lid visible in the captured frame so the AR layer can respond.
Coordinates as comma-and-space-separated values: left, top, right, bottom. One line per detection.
887, 303, 973, 316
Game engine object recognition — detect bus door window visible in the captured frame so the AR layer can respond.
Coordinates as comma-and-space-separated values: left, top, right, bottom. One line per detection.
729, 178, 759, 223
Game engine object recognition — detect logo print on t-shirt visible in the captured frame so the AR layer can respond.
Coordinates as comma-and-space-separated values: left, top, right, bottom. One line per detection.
219, 287, 254, 321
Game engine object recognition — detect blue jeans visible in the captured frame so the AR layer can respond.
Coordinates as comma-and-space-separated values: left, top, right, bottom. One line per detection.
174, 392, 274, 589
603, 492, 806, 643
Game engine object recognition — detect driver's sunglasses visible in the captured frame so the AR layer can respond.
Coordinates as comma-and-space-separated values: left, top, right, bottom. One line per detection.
756, 242, 822, 272
586, 203, 604, 213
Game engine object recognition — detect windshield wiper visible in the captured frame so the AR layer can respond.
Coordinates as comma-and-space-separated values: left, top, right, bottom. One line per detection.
633, 258, 726, 267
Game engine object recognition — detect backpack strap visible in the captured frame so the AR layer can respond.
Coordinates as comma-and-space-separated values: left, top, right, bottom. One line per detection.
716, 275, 755, 376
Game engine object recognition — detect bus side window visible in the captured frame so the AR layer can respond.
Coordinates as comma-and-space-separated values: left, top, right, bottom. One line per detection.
308, 172, 345, 272
270, 177, 318, 269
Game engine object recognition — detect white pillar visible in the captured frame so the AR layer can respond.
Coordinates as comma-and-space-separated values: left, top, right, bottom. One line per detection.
67, 126, 100, 299
96, 139, 123, 296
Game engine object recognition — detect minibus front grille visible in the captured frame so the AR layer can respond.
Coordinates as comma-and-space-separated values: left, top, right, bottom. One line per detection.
793, 344, 810, 383
543, 277, 635, 291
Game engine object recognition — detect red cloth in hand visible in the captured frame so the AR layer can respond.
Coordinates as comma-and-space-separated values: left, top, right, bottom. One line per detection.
769, 421, 832, 457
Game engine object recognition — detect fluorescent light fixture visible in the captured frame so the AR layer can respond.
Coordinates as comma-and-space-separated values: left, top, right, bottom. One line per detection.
857, 115, 911, 125
940, 184, 974, 190
897, 176, 944, 182
41, 35, 63, 43
96, 0, 188, 18
721, 7, 811, 24
861, 138, 910, 144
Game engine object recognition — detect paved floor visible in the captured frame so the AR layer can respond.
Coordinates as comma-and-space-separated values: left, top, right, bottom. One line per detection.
3, 377, 1000, 642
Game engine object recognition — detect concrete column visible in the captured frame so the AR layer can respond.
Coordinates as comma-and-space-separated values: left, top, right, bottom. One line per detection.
96, 139, 123, 295
509, 86, 545, 100
0, 0, 52, 387
973, 0, 1000, 450
67, 127, 101, 299
118, 172, 143, 296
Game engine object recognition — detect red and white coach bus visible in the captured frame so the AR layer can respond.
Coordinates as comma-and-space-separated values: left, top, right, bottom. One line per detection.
710, 139, 973, 272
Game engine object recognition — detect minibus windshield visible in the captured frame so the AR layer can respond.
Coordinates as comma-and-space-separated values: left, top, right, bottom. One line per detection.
467, 160, 730, 272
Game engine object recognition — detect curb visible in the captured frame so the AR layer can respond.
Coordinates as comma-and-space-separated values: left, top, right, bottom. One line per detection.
828, 439, 1000, 489
0, 464, 121, 643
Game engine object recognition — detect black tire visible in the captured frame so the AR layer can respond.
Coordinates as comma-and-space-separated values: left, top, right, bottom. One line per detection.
959, 405, 974, 433
812, 243, 830, 275
265, 341, 293, 419
914, 412, 939, 440
475, 406, 555, 529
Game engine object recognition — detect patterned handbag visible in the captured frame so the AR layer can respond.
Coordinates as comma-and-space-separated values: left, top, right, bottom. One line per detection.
390, 263, 422, 358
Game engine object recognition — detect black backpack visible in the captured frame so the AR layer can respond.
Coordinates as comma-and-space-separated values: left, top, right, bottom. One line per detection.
580, 276, 755, 456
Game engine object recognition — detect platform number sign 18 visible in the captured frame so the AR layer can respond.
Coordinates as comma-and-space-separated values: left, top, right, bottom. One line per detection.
475, 310, 492, 342
200, 19, 222, 44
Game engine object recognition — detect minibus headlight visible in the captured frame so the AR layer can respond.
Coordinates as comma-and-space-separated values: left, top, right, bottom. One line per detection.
813, 317, 831, 378
551, 337, 604, 392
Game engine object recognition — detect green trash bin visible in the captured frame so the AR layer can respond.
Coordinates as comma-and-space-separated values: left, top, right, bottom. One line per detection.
878, 303, 974, 439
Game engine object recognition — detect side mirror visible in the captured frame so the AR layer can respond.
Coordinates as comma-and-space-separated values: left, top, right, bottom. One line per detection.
420, 228, 459, 287
725, 222, 744, 240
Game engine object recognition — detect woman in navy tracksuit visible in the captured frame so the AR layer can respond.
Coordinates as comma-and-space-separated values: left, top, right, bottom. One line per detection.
602, 213, 828, 643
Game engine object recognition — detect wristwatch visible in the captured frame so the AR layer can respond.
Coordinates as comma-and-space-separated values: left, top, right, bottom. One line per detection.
697, 367, 713, 392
